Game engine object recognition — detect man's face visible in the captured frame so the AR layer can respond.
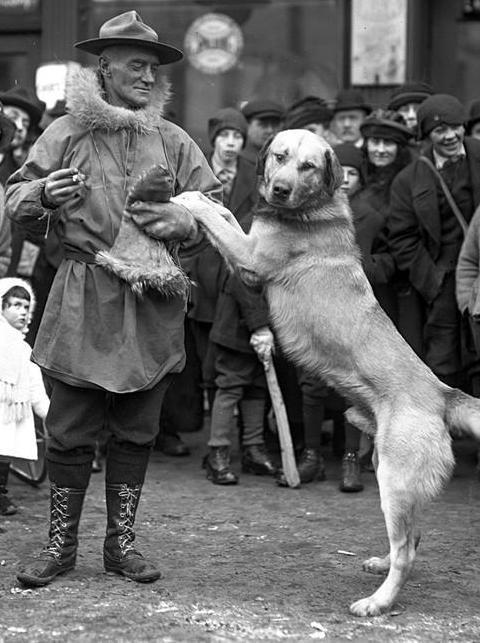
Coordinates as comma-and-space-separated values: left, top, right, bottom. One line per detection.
214, 128, 244, 164
397, 102, 420, 130
330, 109, 366, 144
2, 296, 30, 331
3, 105, 30, 148
247, 116, 281, 149
471, 122, 480, 140
101, 46, 161, 109
429, 124, 465, 159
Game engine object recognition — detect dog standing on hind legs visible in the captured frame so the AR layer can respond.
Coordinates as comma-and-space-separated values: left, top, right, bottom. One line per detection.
170, 129, 480, 616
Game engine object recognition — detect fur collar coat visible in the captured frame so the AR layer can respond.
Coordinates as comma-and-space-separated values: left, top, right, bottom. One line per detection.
6, 67, 222, 393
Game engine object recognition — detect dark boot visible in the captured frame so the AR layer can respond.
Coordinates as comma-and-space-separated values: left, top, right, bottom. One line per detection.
0, 462, 17, 516
241, 445, 277, 476
339, 451, 364, 492
17, 484, 86, 587
157, 432, 190, 457
205, 447, 238, 485
104, 483, 161, 582
276, 448, 326, 486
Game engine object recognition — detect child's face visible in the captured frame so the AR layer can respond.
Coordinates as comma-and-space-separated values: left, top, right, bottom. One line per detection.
214, 128, 244, 163
340, 165, 361, 197
2, 297, 30, 331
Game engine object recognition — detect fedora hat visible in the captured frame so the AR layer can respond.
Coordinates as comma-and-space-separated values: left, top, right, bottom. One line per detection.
74, 11, 183, 64
333, 89, 371, 115
0, 86, 45, 127
0, 102, 15, 153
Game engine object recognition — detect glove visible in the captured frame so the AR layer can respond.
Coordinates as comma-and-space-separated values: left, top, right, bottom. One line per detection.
250, 326, 275, 366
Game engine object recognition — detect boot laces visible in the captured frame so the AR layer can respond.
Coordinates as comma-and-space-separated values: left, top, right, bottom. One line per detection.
44, 486, 69, 561
117, 484, 140, 554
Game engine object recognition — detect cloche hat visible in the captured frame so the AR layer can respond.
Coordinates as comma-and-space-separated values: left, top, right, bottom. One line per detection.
0, 102, 15, 153
466, 98, 480, 134
208, 107, 248, 147
0, 86, 45, 127
74, 11, 183, 64
387, 81, 434, 111
360, 109, 413, 146
417, 94, 466, 139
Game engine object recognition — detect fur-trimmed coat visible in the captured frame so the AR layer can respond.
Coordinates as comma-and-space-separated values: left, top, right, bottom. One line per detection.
6, 68, 222, 393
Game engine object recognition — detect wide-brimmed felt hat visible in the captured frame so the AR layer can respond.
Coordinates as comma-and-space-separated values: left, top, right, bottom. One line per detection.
0, 86, 45, 127
417, 93, 466, 139
360, 109, 413, 146
75, 10, 183, 64
0, 102, 15, 153
284, 96, 332, 129
333, 89, 371, 115
387, 81, 433, 111
241, 99, 284, 121
466, 98, 480, 134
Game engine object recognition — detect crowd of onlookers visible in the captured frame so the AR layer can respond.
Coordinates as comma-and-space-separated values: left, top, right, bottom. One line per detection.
1, 76, 480, 518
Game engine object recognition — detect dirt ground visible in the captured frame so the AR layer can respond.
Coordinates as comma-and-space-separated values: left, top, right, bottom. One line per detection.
1, 421, 479, 643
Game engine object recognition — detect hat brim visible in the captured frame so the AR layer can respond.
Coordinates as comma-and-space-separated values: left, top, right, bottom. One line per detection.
0, 113, 15, 152
388, 92, 431, 110
247, 111, 283, 120
74, 37, 183, 64
0, 94, 43, 126
334, 104, 372, 115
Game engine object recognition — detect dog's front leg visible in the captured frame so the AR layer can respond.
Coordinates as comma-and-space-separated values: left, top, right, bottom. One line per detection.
173, 191, 258, 276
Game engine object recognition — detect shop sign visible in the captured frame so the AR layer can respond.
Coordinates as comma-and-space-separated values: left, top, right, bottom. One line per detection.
0, 0, 39, 9
184, 13, 243, 75
36, 62, 81, 111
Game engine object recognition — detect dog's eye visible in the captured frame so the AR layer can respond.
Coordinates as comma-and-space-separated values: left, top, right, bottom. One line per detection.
301, 162, 316, 171
274, 153, 284, 162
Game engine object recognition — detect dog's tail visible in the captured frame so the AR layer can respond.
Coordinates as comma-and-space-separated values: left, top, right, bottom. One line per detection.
445, 387, 480, 439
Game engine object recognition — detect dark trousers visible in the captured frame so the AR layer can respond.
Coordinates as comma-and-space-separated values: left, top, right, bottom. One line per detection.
46, 376, 172, 465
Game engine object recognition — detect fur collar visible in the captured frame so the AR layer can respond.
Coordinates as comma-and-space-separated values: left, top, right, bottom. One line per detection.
66, 67, 171, 134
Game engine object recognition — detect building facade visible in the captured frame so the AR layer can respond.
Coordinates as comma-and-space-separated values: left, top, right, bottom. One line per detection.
0, 0, 479, 146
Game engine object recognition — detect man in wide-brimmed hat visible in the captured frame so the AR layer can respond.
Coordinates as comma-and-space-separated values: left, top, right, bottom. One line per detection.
6, 10, 222, 588
0, 102, 15, 277
330, 88, 372, 147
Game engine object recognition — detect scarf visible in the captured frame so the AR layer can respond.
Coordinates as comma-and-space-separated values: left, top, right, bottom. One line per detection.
0, 314, 32, 423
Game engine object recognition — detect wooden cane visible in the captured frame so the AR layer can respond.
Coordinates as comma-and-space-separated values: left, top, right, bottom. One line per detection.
263, 356, 301, 488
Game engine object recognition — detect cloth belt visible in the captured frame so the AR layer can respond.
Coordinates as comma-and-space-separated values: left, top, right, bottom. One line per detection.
64, 250, 97, 264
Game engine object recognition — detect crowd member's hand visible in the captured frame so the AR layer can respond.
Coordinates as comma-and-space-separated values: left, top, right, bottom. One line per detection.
43, 168, 87, 207
250, 326, 275, 366
128, 201, 197, 242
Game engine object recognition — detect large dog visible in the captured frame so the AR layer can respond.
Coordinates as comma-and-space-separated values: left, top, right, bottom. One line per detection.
172, 129, 480, 616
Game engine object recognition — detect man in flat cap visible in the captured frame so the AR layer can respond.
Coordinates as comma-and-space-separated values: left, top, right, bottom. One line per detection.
7, 11, 221, 588
240, 99, 284, 163
388, 93, 480, 390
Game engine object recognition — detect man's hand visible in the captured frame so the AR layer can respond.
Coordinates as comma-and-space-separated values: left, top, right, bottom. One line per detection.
250, 326, 275, 367
43, 168, 87, 207
127, 201, 198, 242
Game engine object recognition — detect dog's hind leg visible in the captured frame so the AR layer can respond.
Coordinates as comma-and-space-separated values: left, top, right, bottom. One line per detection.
350, 457, 418, 616
362, 447, 421, 576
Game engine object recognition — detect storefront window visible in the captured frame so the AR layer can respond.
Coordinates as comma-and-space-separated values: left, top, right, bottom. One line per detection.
89, 0, 344, 147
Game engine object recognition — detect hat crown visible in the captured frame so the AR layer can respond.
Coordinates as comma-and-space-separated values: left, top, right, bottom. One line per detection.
99, 11, 159, 45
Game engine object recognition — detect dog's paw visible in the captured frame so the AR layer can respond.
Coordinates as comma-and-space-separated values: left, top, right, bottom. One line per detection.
362, 555, 390, 575
349, 595, 384, 617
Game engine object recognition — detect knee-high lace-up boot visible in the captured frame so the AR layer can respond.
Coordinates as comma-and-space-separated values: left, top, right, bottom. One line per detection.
17, 484, 86, 587
103, 482, 161, 582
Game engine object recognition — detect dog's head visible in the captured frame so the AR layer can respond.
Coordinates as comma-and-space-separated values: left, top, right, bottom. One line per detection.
259, 129, 344, 210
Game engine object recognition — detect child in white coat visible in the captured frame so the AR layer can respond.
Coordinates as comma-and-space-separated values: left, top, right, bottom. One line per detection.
0, 278, 49, 515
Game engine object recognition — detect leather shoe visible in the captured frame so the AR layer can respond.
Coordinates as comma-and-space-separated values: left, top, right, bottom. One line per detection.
241, 445, 277, 476
276, 448, 325, 487
340, 451, 364, 492
158, 433, 190, 457
205, 446, 238, 485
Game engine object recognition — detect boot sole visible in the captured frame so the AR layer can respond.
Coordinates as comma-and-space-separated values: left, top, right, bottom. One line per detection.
205, 471, 238, 485
104, 565, 162, 583
17, 564, 74, 588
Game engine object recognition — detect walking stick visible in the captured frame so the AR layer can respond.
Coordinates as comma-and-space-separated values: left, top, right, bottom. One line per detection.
262, 355, 301, 488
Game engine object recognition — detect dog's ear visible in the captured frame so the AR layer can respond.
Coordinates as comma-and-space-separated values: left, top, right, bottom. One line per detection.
257, 133, 276, 176
324, 149, 344, 196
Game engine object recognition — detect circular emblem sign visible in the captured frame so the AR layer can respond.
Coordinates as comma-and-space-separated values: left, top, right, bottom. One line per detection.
184, 13, 244, 75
